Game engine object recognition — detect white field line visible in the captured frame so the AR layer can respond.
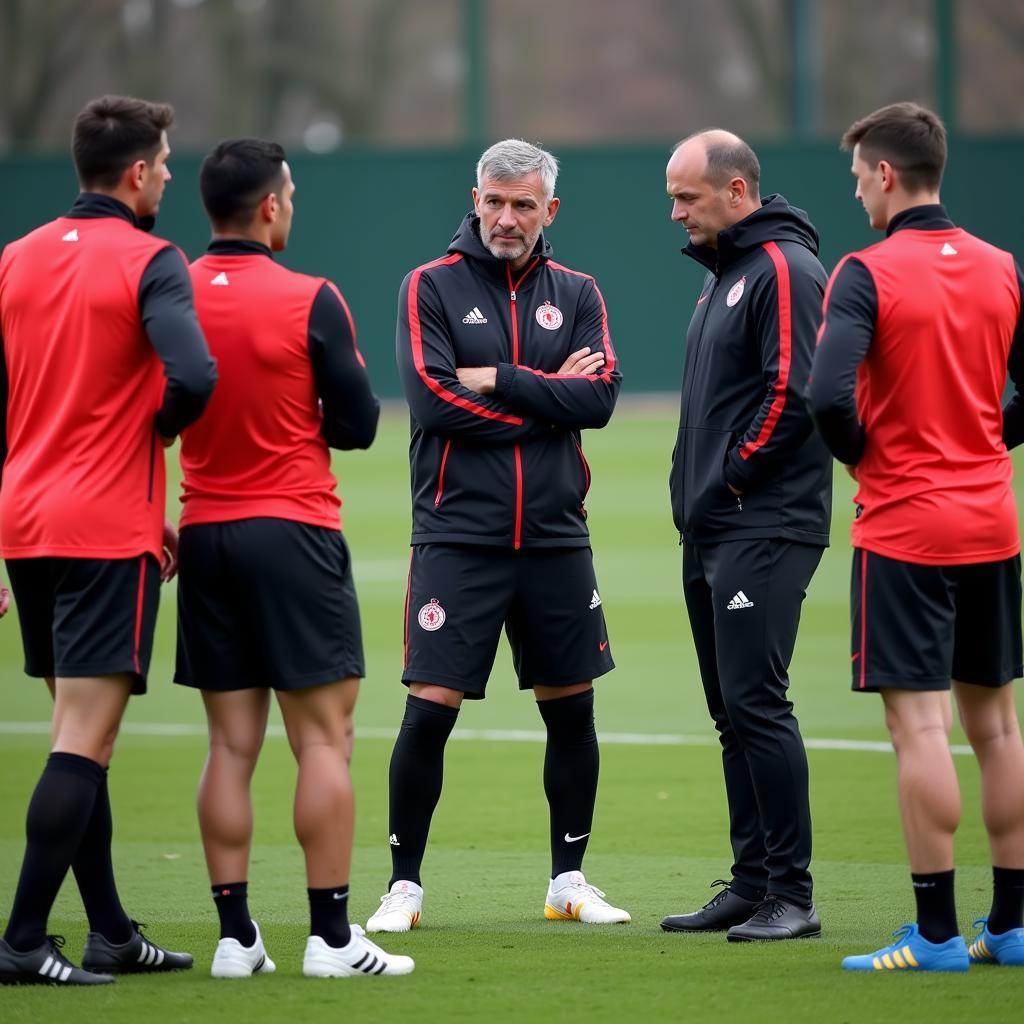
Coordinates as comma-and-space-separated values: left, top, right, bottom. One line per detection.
0, 720, 974, 755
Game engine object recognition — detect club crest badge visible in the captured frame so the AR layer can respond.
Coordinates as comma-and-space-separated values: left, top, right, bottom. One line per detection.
726, 276, 746, 307
535, 301, 563, 331
417, 598, 446, 631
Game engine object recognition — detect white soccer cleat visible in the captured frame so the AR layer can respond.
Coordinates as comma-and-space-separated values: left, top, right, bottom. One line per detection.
210, 921, 276, 978
303, 925, 415, 978
365, 880, 423, 933
544, 870, 631, 924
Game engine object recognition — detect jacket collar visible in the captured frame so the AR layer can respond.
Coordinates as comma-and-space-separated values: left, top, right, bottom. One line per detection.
886, 204, 954, 236
66, 192, 154, 232
206, 238, 274, 258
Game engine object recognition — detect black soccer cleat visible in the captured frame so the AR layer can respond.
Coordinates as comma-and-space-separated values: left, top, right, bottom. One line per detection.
82, 919, 193, 974
661, 879, 761, 933
726, 897, 821, 942
0, 935, 114, 985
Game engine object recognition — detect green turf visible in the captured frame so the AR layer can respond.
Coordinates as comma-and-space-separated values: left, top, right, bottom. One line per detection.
2, 402, 1023, 1023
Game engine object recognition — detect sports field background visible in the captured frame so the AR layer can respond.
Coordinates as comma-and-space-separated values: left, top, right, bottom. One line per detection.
2, 401, 1023, 1022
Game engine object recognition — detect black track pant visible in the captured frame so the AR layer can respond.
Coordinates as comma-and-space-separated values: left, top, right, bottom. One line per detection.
682, 538, 823, 905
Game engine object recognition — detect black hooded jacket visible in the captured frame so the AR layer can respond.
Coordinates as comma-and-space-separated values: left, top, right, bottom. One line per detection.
396, 214, 621, 548
670, 194, 832, 546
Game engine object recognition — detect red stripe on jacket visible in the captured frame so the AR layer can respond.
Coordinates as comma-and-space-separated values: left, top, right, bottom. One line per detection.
740, 241, 792, 460
408, 254, 522, 425
547, 260, 618, 380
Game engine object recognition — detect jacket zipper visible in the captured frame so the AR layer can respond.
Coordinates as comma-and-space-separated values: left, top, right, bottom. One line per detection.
572, 434, 591, 515
434, 439, 451, 506
682, 276, 719, 432
507, 259, 539, 550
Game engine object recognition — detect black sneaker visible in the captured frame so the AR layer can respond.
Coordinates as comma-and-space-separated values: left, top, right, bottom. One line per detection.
82, 920, 193, 974
726, 897, 821, 942
0, 935, 114, 985
660, 879, 762, 933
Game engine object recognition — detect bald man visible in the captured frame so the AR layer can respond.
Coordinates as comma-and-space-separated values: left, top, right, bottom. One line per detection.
661, 130, 832, 941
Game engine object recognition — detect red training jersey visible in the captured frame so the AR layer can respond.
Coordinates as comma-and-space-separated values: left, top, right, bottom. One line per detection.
0, 215, 173, 559
180, 252, 343, 530
847, 226, 1020, 564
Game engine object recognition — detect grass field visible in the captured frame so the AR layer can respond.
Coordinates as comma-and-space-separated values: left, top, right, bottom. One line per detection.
2, 401, 1023, 1023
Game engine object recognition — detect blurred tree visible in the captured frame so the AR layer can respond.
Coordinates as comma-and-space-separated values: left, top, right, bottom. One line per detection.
0, 0, 121, 147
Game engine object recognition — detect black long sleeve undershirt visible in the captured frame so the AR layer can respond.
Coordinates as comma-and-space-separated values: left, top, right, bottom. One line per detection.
806, 256, 876, 465
307, 282, 380, 450
138, 246, 218, 439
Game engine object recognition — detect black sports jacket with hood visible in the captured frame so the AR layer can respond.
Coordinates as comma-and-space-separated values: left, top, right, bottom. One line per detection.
396, 214, 621, 549
670, 194, 831, 546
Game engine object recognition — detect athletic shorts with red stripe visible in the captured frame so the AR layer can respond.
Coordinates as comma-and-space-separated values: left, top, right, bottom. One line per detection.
402, 544, 614, 698
850, 548, 1023, 692
5, 555, 161, 694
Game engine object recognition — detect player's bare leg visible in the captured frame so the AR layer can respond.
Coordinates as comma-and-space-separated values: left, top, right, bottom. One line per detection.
955, 680, 1024, 965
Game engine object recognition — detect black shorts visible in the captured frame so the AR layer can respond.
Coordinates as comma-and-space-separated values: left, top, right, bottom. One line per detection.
851, 548, 1023, 692
175, 518, 365, 692
5, 555, 161, 694
402, 543, 614, 698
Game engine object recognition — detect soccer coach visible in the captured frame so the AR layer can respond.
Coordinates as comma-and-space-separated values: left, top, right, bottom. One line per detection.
367, 139, 629, 932
0, 95, 216, 984
809, 101, 1024, 972
661, 130, 831, 941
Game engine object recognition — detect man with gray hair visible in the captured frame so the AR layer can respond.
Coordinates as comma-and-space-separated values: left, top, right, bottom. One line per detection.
367, 139, 626, 932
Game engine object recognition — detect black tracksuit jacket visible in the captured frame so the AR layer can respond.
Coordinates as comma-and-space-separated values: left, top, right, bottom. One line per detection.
396, 214, 621, 549
670, 194, 832, 546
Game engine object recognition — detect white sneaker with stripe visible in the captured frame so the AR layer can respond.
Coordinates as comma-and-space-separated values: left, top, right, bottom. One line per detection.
211, 921, 276, 978
303, 924, 414, 977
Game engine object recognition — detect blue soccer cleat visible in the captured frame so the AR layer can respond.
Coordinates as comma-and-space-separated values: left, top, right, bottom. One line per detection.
842, 923, 969, 972
968, 918, 1024, 966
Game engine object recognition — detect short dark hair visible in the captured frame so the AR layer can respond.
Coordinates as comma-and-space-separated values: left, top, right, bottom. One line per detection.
673, 128, 761, 199
841, 101, 947, 193
72, 95, 174, 190
199, 138, 288, 228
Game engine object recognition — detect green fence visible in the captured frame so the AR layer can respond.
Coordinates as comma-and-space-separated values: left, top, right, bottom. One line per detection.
2, 139, 1021, 396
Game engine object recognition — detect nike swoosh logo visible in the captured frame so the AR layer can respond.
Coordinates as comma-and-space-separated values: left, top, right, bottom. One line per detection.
851, 653, 860, 662
564, 832, 591, 843
333, 892, 348, 900
599, 640, 608, 652
696, 293, 709, 305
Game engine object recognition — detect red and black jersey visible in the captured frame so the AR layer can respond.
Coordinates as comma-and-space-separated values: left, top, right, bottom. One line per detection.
0, 194, 215, 560
396, 214, 620, 549
180, 240, 379, 530
809, 205, 1024, 565
671, 195, 832, 546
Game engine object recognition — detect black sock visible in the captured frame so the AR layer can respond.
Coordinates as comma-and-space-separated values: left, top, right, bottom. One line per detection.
989, 866, 1024, 935
538, 689, 599, 878
72, 769, 133, 944
912, 869, 958, 943
3, 752, 105, 951
212, 882, 256, 946
387, 694, 459, 888
308, 886, 351, 948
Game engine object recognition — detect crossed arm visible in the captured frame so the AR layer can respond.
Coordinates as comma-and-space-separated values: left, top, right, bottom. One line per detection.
456, 346, 606, 393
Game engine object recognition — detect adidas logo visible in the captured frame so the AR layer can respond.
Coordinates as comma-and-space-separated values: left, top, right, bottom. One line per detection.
589, 589, 602, 610
61, 228, 79, 242
726, 591, 754, 610
388, 833, 400, 847
462, 306, 487, 324
210, 272, 230, 286
940, 242, 958, 256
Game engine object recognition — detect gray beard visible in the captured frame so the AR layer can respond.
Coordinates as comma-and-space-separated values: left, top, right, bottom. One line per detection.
479, 223, 533, 263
